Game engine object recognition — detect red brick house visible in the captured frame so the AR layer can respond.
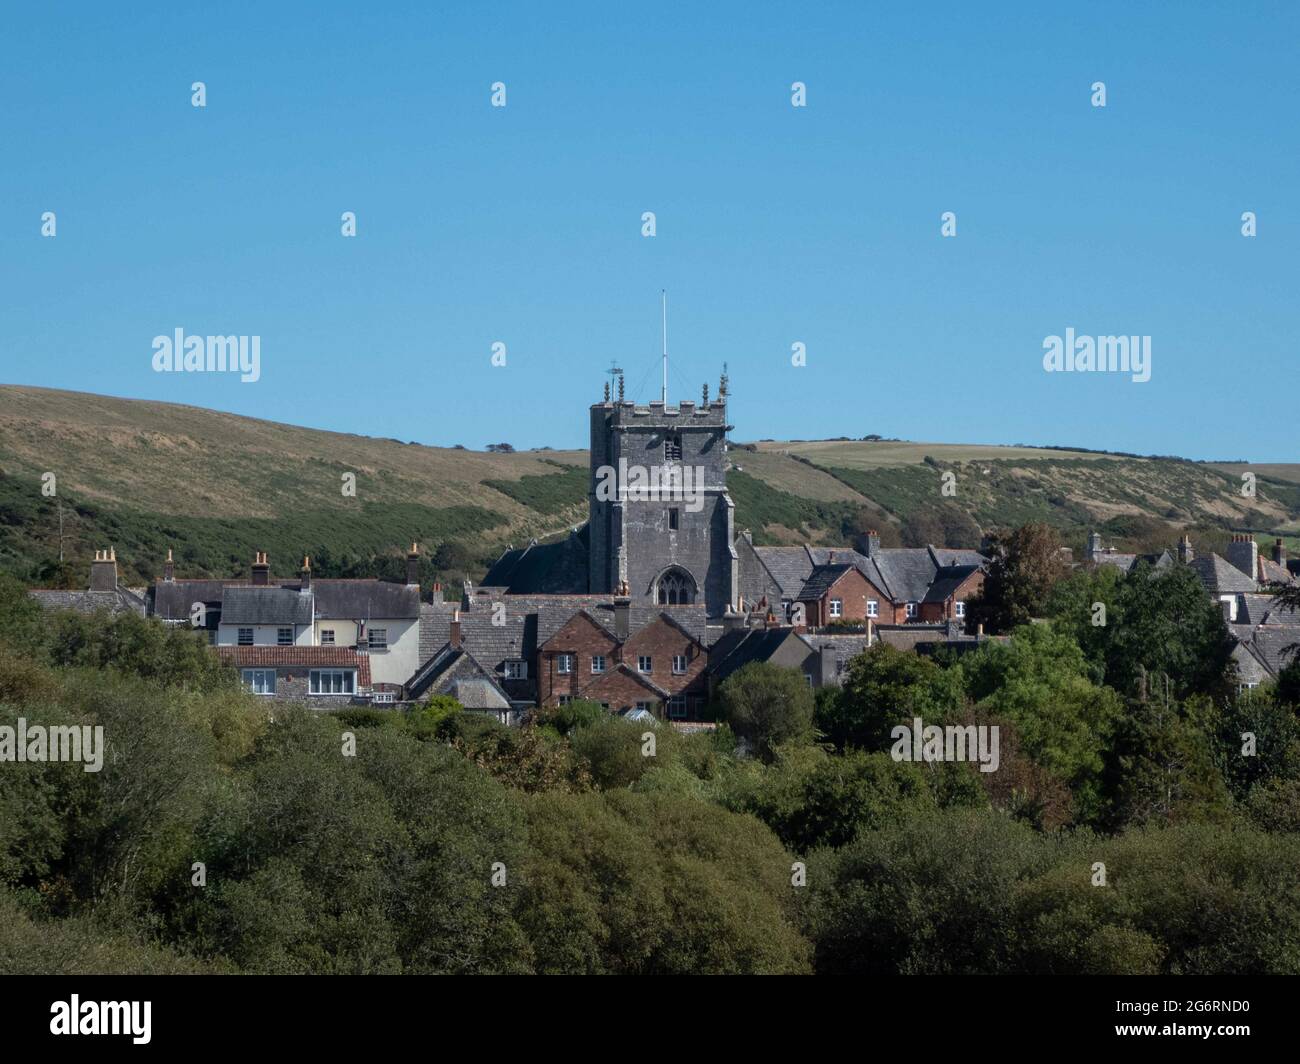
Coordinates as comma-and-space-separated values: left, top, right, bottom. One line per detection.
795, 563, 892, 627
536, 602, 709, 720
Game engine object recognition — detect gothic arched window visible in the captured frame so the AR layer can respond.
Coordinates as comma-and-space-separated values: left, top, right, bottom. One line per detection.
664, 433, 683, 462
655, 567, 696, 605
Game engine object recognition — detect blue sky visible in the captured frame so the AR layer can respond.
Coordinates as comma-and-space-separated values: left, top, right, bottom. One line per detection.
1, 1, 1295, 459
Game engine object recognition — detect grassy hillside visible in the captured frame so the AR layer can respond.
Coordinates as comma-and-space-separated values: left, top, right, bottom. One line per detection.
2, 385, 1297, 586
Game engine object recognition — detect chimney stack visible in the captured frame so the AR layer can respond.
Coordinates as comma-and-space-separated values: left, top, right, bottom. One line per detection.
251, 551, 270, 586
723, 607, 747, 632
1225, 534, 1259, 583
1178, 534, 1194, 565
300, 555, 312, 593
406, 542, 420, 587
865, 529, 880, 558
90, 547, 118, 592
450, 608, 462, 649
614, 591, 631, 642
163, 548, 175, 583
1274, 538, 1287, 566
1087, 531, 1103, 562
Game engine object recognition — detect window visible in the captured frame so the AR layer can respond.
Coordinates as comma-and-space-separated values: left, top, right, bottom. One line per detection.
672, 654, 688, 674
866, 600, 879, 618
505, 660, 527, 680
277, 626, 293, 646
238, 628, 253, 646
321, 628, 335, 645
664, 433, 682, 462
635, 701, 650, 712
241, 668, 276, 695
309, 669, 355, 695
668, 508, 680, 531
829, 599, 843, 618
954, 601, 966, 619
804, 674, 813, 687
836, 659, 848, 675
591, 655, 606, 674
558, 695, 573, 706
373, 691, 395, 705
655, 567, 695, 605
667, 695, 687, 719
556, 653, 574, 674
369, 628, 388, 651
637, 656, 652, 673
905, 602, 917, 618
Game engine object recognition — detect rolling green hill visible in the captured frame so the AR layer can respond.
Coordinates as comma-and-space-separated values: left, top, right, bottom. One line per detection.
3, 385, 1298, 587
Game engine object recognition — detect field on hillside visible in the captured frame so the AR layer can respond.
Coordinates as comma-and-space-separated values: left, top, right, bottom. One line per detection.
3, 385, 1299, 586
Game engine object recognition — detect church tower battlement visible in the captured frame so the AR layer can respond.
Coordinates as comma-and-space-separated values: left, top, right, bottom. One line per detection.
588, 373, 737, 617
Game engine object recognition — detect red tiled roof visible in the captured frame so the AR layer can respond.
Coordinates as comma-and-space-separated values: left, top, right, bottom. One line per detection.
214, 645, 371, 686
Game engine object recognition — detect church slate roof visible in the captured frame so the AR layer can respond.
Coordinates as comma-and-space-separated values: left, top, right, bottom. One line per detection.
481, 526, 590, 594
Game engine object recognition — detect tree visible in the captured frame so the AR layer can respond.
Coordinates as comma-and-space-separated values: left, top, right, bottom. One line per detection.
718, 662, 815, 762
822, 643, 965, 752
1105, 564, 1235, 700
966, 523, 1069, 633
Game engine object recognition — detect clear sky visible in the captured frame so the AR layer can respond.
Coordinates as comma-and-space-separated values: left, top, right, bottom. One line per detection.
1, 1, 1295, 459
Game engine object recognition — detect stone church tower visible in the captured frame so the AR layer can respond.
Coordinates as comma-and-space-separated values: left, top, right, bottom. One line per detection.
588, 373, 737, 617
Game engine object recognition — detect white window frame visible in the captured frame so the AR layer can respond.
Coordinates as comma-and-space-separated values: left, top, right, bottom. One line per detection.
505, 660, 527, 680
591, 655, 606, 674
905, 602, 917, 618
238, 627, 254, 646
277, 626, 293, 646
637, 655, 652, 674
320, 628, 335, 645
241, 668, 276, 695
866, 600, 879, 618
829, 599, 843, 618
954, 601, 966, 619
309, 669, 356, 695
368, 628, 388, 651
672, 654, 688, 674
556, 653, 574, 675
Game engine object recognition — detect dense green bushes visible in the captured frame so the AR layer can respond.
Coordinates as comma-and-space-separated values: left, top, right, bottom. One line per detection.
3, 564, 1300, 974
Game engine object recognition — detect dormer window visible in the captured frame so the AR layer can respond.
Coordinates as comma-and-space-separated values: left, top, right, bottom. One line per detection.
664, 433, 682, 462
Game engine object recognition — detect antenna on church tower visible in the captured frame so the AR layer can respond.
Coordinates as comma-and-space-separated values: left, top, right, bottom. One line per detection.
661, 289, 668, 404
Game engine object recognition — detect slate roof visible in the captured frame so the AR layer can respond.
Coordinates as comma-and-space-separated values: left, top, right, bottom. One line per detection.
801, 631, 872, 669
1236, 594, 1300, 626
708, 627, 810, 684
220, 586, 314, 626
797, 564, 855, 602
307, 579, 420, 620
1190, 554, 1259, 594
150, 580, 233, 624
481, 526, 590, 594
750, 546, 819, 599
922, 564, 981, 604
214, 645, 372, 685
870, 549, 944, 603
1228, 625, 1300, 681
28, 587, 148, 618
752, 544, 988, 606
